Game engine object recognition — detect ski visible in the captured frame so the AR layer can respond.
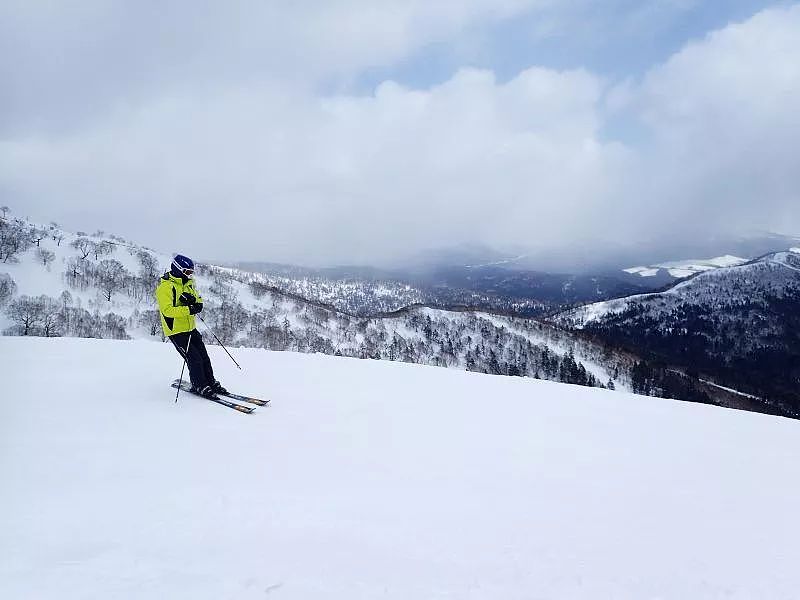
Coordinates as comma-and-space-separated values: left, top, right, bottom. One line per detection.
218, 391, 269, 406
171, 379, 269, 406
171, 382, 255, 414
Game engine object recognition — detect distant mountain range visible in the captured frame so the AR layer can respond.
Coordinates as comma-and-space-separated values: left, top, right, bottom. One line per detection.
233, 261, 665, 315
390, 233, 800, 273
234, 233, 800, 314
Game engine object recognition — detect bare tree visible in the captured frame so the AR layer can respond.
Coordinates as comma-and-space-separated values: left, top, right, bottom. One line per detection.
66, 257, 84, 288
36, 247, 56, 268
40, 296, 61, 337
208, 299, 249, 344
6, 296, 43, 335
0, 206, 8, 219
0, 219, 31, 263
101, 312, 128, 339
137, 309, 161, 336
30, 227, 45, 247
93, 240, 115, 260
0, 273, 16, 306
60, 290, 72, 333
96, 259, 126, 301
136, 249, 159, 280
71, 236, 93, 260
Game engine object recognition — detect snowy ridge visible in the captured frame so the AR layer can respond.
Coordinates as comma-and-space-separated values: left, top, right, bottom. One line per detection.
211, 264, 425, 316
3, 336, 800, 599
464, 254, 529, 268
564, 251, 800, 327
623, 255, 748, 278
552, 250, 800, 411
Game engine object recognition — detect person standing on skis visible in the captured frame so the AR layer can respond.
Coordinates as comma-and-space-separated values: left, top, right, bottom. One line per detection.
155, 254, 226, 398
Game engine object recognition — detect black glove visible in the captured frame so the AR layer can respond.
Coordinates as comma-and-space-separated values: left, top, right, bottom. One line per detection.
179, 292, 197, 305
189, 302, 203, 315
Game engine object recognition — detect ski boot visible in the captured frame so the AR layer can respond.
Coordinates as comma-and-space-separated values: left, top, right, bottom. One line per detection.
191, 384, 218, 399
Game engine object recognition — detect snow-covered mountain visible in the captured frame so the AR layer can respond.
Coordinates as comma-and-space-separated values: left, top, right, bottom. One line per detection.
554, 250, 800, 414
3, 336, 800, 599
230, 260, 639, 317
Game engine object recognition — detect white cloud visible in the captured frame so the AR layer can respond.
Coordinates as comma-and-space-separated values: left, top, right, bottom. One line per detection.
2, 66, 625, 264
0, 0, 544, 133
2, 3, 799, 265
619, 3, 800, 233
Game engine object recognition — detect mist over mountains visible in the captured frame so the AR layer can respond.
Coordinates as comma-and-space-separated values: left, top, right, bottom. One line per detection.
233, 231, 800, 274
232, 230, 800, 315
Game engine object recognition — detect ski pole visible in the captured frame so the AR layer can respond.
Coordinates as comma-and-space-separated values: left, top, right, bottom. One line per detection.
198, 315, 242, 370
175, 331, 192, 403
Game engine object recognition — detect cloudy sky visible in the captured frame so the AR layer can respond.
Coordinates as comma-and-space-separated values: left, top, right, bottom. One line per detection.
2, 0, 798, 266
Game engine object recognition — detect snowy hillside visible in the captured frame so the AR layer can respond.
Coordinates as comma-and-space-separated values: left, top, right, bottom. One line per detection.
220, 264, 428, 316
0, 219, 158, 336
0, 213, 629, 392
2, 336, 799, 599
564, 251, 800, 327
555, 250, 800, 413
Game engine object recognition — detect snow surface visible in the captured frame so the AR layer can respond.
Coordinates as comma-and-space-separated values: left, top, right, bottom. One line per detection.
622, 266, 660, 277
623, 255, 748, 278
3, 337, 800, 599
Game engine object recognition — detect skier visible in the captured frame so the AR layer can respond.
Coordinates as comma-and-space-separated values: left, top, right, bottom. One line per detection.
156, 254, 226, 398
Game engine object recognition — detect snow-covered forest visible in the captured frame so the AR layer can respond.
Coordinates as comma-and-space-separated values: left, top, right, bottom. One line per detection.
554, 252, 800, 415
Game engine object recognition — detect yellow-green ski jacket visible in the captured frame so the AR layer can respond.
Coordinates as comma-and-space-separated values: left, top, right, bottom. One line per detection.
155, 273, 203, 336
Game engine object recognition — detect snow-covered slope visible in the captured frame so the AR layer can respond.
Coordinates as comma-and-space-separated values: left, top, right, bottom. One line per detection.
0, 222, 158, 335
554, 251, 800, 411
623, 255, 748, 279
2, 336, 799, 599
0, 215, 628, 391
564, 251, 800, 327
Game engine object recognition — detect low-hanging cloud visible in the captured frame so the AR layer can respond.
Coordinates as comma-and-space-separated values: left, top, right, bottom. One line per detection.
1, 2, 798, 266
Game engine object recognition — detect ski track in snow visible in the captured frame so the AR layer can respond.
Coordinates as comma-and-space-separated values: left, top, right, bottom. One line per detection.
2, 337, 800, 600
699, 379, 763, 400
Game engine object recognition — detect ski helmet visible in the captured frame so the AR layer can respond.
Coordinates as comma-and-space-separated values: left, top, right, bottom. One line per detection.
171, 254, 195, 278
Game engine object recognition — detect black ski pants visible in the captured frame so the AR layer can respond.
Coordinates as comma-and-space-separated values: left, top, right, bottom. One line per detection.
170, 330, 216, 390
